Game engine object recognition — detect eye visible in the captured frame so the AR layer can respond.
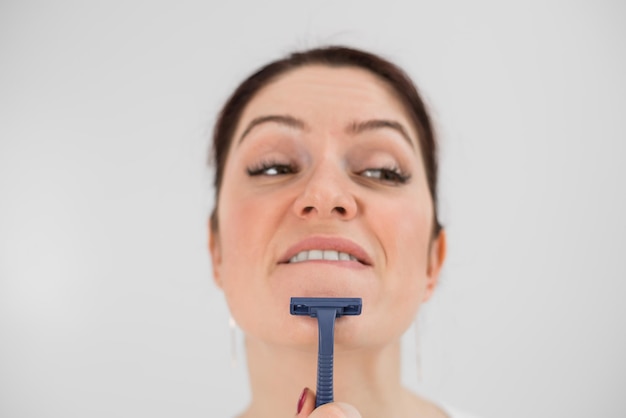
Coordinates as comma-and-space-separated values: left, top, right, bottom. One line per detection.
247, 161, 297, 177
359, 166, 411, 185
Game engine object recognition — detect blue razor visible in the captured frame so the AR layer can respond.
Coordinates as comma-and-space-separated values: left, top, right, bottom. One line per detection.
290, 297, 363, 408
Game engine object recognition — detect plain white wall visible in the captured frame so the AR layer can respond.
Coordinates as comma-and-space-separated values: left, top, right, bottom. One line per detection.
1, 1, 625, 417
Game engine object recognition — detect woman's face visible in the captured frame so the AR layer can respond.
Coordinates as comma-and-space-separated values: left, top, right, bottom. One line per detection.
210, 65, 445, 349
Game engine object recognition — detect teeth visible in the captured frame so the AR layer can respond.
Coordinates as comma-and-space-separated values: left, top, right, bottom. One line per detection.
323, 250, 339, 261
288, 250, 358, 263
308, 250, 323, 260
296, 251, 307, 262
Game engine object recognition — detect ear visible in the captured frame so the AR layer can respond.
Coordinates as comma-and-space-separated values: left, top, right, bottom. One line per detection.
422, 229, 447, 302
208, 218, 223, 289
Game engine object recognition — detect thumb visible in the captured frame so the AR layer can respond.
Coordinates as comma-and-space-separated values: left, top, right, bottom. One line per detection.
309, 402, 362, 418
295, 388, 361, 418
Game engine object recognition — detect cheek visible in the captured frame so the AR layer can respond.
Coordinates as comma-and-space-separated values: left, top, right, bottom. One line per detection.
216, 208, 271, 336
217, 169, 270, 265
217, 189, 274, 276
215, 179, 292, 335
376, 195, 434, 322
379, 191, 432, 270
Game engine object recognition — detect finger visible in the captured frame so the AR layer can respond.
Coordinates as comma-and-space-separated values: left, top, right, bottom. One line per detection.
295, 387, 316, 417
308, 402, 362, 418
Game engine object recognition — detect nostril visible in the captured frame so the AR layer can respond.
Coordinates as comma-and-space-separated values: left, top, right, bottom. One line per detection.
334, 207, 346, 216
303, 206, 315, 214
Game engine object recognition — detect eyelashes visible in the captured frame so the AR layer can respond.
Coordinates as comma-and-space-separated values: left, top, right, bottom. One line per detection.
246, 159, 298, 177
358, 166, 411, 185
246, 160, 411, 186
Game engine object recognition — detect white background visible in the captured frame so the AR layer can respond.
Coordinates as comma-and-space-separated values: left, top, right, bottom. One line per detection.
1, 1, 625, 417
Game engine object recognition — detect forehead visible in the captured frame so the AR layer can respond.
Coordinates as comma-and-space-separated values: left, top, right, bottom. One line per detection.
235, 65, 416, 137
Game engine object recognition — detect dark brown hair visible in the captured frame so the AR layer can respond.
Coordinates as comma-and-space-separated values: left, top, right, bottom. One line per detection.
210, 45, 442, 236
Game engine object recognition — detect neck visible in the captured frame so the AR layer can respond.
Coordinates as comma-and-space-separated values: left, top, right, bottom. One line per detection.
238, 335, 436, 418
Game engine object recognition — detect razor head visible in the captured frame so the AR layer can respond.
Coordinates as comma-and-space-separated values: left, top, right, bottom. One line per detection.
290, 297, 362, 317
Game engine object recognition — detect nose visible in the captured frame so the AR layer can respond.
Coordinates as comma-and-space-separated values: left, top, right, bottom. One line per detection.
293, 161, 358, 221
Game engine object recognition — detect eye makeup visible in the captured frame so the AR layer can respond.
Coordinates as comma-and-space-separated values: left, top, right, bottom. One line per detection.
246, 159, 299, 177
358, 165, 411, 185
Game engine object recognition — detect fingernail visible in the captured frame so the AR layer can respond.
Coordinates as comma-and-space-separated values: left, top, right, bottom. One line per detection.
297, 387, 308, 414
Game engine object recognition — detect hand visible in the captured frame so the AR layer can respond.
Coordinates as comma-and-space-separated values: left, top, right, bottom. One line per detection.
296, 388, 362, 418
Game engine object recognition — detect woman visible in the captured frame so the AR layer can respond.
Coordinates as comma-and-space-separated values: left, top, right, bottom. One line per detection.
208, 46, 471, 418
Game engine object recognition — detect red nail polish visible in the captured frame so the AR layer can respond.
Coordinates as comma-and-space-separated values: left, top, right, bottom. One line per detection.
297, 388, 308, 414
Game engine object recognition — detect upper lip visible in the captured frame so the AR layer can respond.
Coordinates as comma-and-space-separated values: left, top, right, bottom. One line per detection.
279, 236, 373, 266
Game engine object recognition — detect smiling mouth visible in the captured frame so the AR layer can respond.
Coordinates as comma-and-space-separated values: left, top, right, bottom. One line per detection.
288, 250, 361, 264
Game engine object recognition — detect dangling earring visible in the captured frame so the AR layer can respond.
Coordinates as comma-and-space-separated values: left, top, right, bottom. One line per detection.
229, 316, 238, 368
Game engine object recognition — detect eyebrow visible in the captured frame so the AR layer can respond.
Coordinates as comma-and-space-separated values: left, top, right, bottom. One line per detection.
346, 119, 415, 148
238, 114, 307, 144
238, 114, 415, 149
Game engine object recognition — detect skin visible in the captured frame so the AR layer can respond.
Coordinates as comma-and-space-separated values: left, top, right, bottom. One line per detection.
210, 65, 447, 418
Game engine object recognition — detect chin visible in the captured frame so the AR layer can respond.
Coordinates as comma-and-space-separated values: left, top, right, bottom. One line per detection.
271, 268, 377, 302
